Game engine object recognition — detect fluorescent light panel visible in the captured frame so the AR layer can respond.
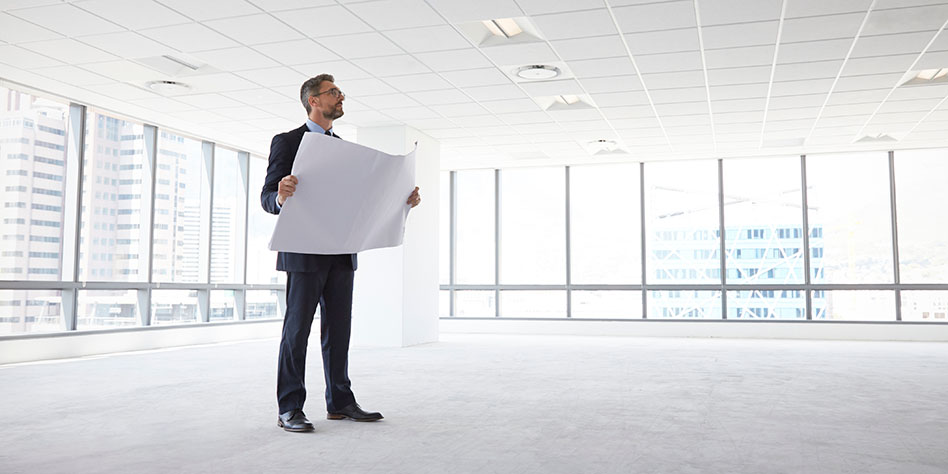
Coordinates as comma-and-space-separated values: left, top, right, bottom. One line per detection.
482, 18, 522, 38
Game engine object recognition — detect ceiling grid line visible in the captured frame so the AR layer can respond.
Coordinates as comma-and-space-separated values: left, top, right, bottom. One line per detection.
693, 0, 717, 154
758, 0, 787, 149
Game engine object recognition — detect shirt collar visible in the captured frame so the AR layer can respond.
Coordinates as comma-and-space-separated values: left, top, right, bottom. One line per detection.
305, 118, 330, 135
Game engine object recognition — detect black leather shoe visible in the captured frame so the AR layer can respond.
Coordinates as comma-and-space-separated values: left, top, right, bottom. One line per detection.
278, 410, 315, 432
327, 403, 383, 422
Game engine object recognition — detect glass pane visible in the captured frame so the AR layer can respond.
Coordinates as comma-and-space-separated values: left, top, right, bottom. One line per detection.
211, 147, 244, 283
79, 110, 148, 281
500, 291, 565, 318
77, 289, 139, 329
0, 87, 70, 281
570, 164, 641, 284
726, 290, 806, 320
439, 171, 450, 285
456, 169, 495, 284
247, 155, 284, 285
210, 290, 237, 322
647, 290, 722, 319
813, 290, 894, 321
152, 131, 206, 283
455, 290, 495, 317
246, 289, 280, 320
500, 167, 565, 284
723, 157, 805, 284
571, 291, 642, 319
901, 291, 948, 322
439, 290, 450, 317
0, 290, 63, 335
151, 289, 199, 325
645, 160, 720, 284
806, 153, 893, 283
895, 149, 948, 283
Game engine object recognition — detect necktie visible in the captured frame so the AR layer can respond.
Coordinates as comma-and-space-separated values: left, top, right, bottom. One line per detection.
325, 130, 340, 139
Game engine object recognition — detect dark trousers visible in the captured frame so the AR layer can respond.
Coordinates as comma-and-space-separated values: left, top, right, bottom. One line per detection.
277, 255, 356, 414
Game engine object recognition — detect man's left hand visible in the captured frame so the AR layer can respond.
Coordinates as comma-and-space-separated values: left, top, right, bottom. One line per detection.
407, 187, 421, 208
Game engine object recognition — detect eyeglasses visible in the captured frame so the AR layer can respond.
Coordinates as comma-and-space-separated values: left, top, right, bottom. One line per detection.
314, 88, 345, 99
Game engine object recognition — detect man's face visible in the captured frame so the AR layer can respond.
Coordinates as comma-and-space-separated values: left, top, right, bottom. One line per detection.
313, 81, 344, 120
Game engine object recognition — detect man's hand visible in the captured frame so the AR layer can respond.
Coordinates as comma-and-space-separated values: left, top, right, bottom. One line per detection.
407, 186, 421, 208
278, 175, 298, 206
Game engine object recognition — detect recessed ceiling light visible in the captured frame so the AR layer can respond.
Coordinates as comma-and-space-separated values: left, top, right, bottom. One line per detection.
901, 68, 948, 86
855, 133, 897, 143
146, 80, 190, 94
553, 95, 580, 105
482, 18, 522, 38
515, 65, 560, 80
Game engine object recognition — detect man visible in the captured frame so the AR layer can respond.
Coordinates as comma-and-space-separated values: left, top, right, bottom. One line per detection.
261, 74, 421, 432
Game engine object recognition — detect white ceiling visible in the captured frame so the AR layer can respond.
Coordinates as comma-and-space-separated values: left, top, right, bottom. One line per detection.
1, 0, 948, 169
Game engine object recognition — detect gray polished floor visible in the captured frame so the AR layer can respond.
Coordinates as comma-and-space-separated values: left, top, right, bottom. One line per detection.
1, 333, 946, 474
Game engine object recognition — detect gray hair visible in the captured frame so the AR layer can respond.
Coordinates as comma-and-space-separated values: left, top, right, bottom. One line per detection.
300, 74, 335, 114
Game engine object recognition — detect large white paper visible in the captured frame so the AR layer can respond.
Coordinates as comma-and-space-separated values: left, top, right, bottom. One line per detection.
268, 132, 416, 254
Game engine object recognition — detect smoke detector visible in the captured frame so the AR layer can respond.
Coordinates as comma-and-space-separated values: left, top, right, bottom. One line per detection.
146, 80, 191, 94
515, 65, 560, 80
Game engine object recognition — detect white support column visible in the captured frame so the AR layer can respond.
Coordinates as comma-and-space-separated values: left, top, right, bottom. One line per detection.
350, 125, 440, 347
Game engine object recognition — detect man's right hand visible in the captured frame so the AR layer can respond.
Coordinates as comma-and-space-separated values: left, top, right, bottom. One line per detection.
278, 175, 298, 206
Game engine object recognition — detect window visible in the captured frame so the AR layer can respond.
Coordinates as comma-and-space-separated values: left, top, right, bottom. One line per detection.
0, 290, 63, 335
77, 290, 139, 329
210, 146, 247, 283
456, 170, 495, 284
246, 155, 284, 285
895, 149, 948, 283
151, 290, 199, 325
499, 167, 565, 284
439, 171, 450, 286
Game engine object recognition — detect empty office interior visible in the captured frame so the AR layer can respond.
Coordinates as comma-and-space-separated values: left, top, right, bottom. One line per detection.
1, 1, 947, 473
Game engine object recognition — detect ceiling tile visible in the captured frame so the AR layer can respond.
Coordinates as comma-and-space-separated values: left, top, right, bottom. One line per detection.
33, 65, 112, 85
709, 83, 769, 100
917, 49, 948, 70
351, 55, 430, 76
568, 57, 637, 78
386, 106, 442, 120
440, 67, 511, 87
385, 25, 471, 53
205, 14, 304, 45
236, 66, 306, 87
77, 31, 175, 58
713, 98, 766, 112
781, 13, 865, 43
704, 45, 774, 69
785, 0, 871, 18
247, 0, 335, 13
183, 72, 261, 93
864, 4, 948, 36
9, 3, 124, 37
127, 96, 197, 113
356, 94, 422, 109
317, 32, 402, 59
832, 72, 902, 91
481, 42, 559, 66
0, 45, 63, 68
551, 35, 627, 61
515, 0, 605, 15
547, 108, 602, 122
194, 46, 280, 71
650, 87, 708, 104
697, 0, 782, 26
599, 105, 654, 119
157, 0, 263, 21
210, 105, 275, 120
769, 78, 834, 96
532, 9, 617, 40
224, 88, 290, 105
641, 70, 705, 89
463, 84, 526, 101
577, 75, 642, 93
253, 40, 341, 66
274, 6, 373, 38
626, 29, 699, 55
341, 77, 398, 96
139, 23, 239, 52
634, 51, 703, 74
424, 0, 524, 23
774, 60, 841, 81
255, 100, 306, 118
480, 98, 542, 113
78, 60, 162, 82
701, 21, 778, 49
591, 91, 650, 107
841, 54, 916, 76
292, 60, 371, 80
0, 12, 62, 43
655, 101, 708, 116
497, 111, 552, 124
612, 1, 696, 33
778, 39, 851, 63
519, 79, 585, 96
20, 38, 117, 64
78, 0, 190, 30
407, 88, 473, 105
170, 109, 229, 124
384, 73, 454, 92
415, 48, 493, 71
852, 31, 934, 58
430, 102, 490, 117
768, 93, 826, 109
84, 83, 156, 100
823, 89, 888, 106
347, 0, 446, 30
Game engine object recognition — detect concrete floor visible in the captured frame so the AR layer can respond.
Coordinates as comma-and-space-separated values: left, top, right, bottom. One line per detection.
1, 333, 946, 474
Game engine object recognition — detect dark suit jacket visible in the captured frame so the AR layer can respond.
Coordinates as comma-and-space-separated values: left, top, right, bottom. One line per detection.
261, 124, 358, 272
